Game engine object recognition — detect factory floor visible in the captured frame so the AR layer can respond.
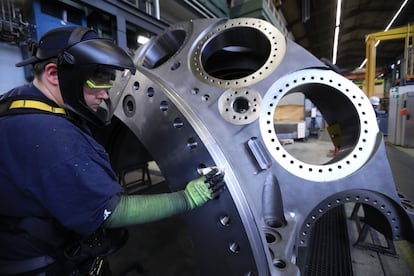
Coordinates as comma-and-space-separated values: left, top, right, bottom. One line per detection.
107, 129, 414, 276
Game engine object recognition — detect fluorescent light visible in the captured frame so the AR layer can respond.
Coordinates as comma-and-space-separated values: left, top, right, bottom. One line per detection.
335, 0, 342, 26
385, 0, 408, 31
332, 26, 340, 64
332, 0, 342, 64
358, 0, 409, 69
359, 58, 367, 69
137, 35, 149, 45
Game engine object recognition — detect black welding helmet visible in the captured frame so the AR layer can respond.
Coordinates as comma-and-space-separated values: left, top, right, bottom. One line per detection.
16, 26, 136, 126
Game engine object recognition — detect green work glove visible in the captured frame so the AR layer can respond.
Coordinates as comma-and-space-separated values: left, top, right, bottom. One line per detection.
184, 167, 225, 210
184, 176, 212, 209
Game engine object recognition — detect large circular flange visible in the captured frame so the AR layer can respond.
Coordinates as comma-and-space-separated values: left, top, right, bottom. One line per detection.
259, 69, 379, 182
190, 18, 286, 88
218, 87, 261, 125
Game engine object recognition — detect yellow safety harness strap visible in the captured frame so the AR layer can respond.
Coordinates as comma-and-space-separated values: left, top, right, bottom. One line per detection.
9, 100, 66, 115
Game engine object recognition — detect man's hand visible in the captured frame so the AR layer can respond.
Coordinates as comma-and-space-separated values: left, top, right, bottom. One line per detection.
184, 168, 225, 209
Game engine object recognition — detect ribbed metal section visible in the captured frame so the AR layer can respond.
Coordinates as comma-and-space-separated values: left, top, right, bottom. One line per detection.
304, 205, 353, 276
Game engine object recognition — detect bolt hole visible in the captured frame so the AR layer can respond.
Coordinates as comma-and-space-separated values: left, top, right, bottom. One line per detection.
273, 259, 286, 269
265, 233, 276, 243
187, 137, 197, 150
147, 87, 154, 97
173, 118, 184, 128
171, 61, 181, 71
160, 101, 168, 111
122, 95, 136, 117
202, 94, 210, 101
229, 242, 240, 253
220, 215, 231, 226
233, 97, 250, 114
133, 81, 140, 90
191, 88, 199, 95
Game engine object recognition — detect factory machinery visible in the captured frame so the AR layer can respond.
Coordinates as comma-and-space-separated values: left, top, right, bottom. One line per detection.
101, 18, 414, 275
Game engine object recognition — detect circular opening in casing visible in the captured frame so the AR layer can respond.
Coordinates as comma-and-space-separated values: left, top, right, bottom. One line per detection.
233, 97, 250, 114
122, 95, 136, 117
274, 86, 360, 165
191, 18, 286, 89
201, 27, 271, 80
143, 29, 186, 69
259, 69, 379, 182
218, 88, 262, 125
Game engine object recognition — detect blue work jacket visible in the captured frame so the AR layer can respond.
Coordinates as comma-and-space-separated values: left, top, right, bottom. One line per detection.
0, 83, 121, 260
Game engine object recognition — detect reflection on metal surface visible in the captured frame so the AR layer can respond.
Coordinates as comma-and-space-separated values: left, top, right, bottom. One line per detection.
109, 18, 414, 275
142, 29, 186, 69
247, 137, 272, 171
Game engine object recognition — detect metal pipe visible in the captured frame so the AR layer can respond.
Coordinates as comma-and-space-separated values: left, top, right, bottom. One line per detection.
153, 0, 160, 20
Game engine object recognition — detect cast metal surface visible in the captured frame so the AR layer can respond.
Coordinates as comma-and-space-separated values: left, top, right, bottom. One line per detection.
110, 18, 414, 275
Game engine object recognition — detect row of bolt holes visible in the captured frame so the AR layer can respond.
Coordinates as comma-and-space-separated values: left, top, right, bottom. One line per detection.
265, 232, 287, 269
136, 82, 211, 103
142, 73, 257, 269
131, 82, 213, 150
130, 79, 379, 271
265, 197, 399, 269
132, 82, 287, 271
138, 81, 256, 123
220, 215, 241, 255
263, 198, 400, 270
300, 197, 400, 244
222, 212, 287, 270
133, 82, 260, 271
263, 78, 370, 173
135, 75, 281, 271
220, 215, 288, 273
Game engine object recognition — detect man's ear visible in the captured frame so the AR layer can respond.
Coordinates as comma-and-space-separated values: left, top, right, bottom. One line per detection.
44, 63, 59, 86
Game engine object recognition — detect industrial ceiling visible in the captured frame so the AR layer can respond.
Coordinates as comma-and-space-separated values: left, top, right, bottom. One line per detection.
3, 0, 414, 77
161, 0, 414, 76
280, 0, 414, 74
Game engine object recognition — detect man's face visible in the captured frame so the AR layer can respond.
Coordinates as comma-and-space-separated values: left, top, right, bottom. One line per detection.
83, 77, 112, 111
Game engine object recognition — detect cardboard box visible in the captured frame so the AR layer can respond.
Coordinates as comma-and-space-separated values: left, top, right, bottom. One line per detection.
274, 104, 304, 122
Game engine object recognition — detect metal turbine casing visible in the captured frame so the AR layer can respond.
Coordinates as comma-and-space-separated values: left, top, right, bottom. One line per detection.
111, 18, 414, 275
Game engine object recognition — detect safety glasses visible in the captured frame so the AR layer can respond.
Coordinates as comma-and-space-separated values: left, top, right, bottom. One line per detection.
85, 79, 113, 89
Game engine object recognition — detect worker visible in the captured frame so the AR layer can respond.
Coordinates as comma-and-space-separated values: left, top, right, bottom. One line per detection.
370, 96, 381, 115
0, 26, 224, 275
327, 121, 341, 157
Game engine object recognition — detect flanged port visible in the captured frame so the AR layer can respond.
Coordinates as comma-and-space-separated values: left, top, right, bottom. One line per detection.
143, 29, 186, 69
190, 18, 286, 88
201, 27, 271, 80
260, 68, 379, 182
218, 88, 261, 125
